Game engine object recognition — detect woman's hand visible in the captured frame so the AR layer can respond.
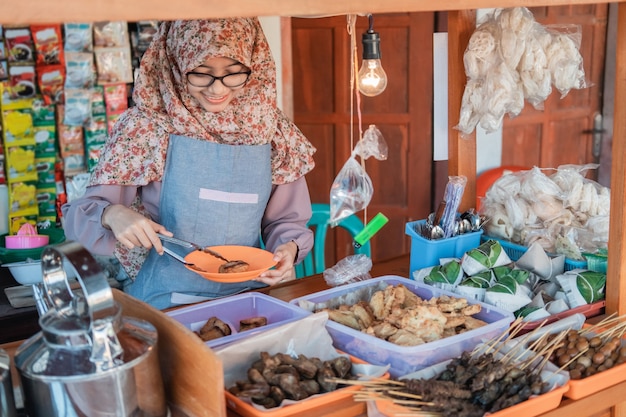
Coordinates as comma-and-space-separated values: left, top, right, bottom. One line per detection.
255, 241, 298, 285
102, 204, 172, 254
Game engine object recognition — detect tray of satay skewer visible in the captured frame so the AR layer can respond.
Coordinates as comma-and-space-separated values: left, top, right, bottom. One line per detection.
522, 312, 626, 400
339, 317, 571, 417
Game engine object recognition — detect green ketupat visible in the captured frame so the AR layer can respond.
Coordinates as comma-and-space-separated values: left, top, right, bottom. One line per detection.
460, 270, 492, 288
425, 260, 462, 285
467, 239, 503, 267
576, 271, 606, 303
487, 275, 518, 295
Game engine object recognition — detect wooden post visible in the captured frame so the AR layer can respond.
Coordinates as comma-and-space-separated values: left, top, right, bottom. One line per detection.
607, 3, 626, 417
447, 10, 477, 211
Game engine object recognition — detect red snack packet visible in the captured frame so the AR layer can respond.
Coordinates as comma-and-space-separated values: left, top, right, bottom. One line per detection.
5, 27, 35, 63
30, 24, 65, 66
37, 64, 65, 104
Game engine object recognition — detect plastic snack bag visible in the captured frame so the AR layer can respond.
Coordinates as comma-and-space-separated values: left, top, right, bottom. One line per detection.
323, 254, 373, 287
330, 125, 388, 224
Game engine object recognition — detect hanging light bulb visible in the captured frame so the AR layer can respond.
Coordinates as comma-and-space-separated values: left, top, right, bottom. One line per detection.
357, 15, 387, 97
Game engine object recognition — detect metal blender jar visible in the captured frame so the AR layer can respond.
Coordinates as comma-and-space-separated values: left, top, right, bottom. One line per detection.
14, 241, 168, 417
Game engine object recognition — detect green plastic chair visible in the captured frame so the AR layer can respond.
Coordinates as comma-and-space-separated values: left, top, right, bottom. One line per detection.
295, 203, 371, 278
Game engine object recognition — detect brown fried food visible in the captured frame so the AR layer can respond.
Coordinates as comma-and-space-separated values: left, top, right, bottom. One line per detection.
388, 329, 425, 346
240, 316, 268, 331
219, 260, 249, 273
325, 309, 362, 330
196, 316, 232, 341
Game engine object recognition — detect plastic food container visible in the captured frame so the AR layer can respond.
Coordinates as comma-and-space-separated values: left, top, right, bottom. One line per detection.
373, 345, 569, 417
290, 276, 514, 378
166, 292, 311, 348
225, 353, 380, 417
2, 259, 43, 285
405, 220, 483, 275
564, 327, 626, 400
517, 300, 605, 335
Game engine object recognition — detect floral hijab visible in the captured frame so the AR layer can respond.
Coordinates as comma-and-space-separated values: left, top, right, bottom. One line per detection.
90, 18, 315, 187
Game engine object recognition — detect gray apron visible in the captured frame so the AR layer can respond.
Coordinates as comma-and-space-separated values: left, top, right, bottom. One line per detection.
127, 134, 271, 309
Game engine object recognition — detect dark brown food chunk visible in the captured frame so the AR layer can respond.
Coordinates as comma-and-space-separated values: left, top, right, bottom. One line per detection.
239, 316, 268, 332
218, 261, 249, 273
195, 316, 232, 341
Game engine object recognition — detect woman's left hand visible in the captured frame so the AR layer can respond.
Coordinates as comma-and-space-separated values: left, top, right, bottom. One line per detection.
255, 241, 298, 285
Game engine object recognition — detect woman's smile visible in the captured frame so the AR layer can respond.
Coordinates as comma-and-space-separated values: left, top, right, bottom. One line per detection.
187, 56, 248, 112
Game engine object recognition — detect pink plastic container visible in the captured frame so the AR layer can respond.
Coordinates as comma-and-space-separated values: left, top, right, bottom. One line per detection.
4, 234, 49, 249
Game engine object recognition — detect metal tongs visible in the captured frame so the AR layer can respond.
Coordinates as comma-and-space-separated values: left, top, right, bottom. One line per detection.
157, 234, 249, 272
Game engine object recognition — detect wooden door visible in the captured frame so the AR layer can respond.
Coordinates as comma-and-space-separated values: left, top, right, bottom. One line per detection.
500, 5, 609, 177
291, 13, 435, 265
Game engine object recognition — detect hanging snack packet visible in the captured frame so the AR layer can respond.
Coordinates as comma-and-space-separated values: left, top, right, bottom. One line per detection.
5, 27, 35, 63
31, 24, 64, 65
462, 239, 512, 275
37, 64, 65, 104
94, 47, 134, 84
93, 21, 130, 48
64, 23, 93, 52
65, 52, 95, 89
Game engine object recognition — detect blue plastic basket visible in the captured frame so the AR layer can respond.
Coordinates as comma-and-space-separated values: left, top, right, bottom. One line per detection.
481, 235, 588, 271
405, 220, 483, 276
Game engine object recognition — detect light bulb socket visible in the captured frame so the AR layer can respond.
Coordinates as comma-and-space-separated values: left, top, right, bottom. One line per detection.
362, 30, 382, 60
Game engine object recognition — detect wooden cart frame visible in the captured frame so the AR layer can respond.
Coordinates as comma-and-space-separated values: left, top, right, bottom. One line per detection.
1, 1, 624, 415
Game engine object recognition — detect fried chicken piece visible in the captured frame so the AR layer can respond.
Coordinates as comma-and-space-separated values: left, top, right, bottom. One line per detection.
325, 309, 362, 330
396, 284, 423, 308
397, 305, 447, 342
461, 303, 482, 316
459, 316, 488, 331
432, 294, 469, 312
388, 329, 426, 346
444, 315, 469, 329
352, 301, 374, 328
366, 322, 399, 339
369, 290, 386, 320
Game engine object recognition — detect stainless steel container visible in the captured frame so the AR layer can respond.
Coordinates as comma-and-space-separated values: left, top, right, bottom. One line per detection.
0, 348, 17, 417
14, 241, 168, 417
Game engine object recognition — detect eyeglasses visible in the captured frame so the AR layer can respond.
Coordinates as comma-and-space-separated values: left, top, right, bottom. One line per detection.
186, 70, 251, 88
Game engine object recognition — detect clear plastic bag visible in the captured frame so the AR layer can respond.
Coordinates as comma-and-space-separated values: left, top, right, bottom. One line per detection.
456, 7, 589, 136
323, 254, 373, 287
330, 125, 387, 224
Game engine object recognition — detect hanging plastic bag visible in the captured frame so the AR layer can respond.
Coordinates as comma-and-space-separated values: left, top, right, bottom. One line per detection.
330, 125, 388, 224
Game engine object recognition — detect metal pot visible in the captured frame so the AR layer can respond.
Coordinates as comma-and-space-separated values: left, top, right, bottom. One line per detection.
0, 348, 17, 417
14, 241, 168, 417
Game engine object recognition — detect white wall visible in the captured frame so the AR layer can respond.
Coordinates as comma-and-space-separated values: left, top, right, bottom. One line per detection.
259, 16, 283, 109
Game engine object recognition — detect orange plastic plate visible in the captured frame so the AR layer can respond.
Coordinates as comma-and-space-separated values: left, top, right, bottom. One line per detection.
184, 246, 276, 283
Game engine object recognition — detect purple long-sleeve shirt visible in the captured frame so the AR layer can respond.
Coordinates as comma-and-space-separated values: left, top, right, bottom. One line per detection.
61, 177, 314, 263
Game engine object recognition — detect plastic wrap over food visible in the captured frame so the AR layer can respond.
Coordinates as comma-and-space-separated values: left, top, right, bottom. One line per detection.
330, 125, 388, 224
456, 7, 588, 136
480, 164, 610, 259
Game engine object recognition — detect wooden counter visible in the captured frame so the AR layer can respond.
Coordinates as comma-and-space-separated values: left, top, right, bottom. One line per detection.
2, 254, 625, 416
